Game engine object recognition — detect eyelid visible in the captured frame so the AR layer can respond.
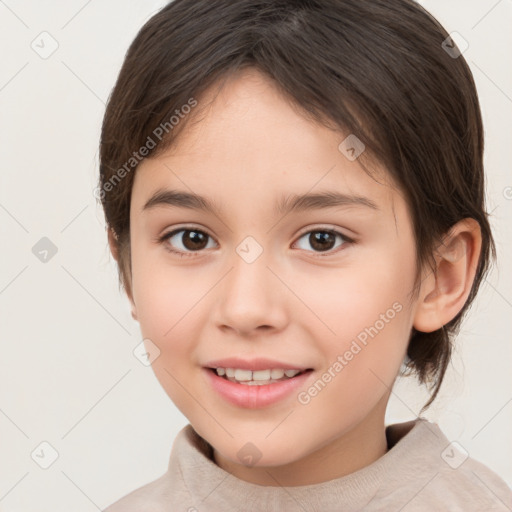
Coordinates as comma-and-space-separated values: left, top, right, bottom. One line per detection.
158, 223, 355, 240
156, 224, 217, 242
294, 223, 355, 240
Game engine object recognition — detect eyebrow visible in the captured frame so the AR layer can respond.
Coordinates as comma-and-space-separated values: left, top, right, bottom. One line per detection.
142, 188, 379, 216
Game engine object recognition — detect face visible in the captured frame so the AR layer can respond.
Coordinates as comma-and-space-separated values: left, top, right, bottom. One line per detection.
127, 68, 421, 484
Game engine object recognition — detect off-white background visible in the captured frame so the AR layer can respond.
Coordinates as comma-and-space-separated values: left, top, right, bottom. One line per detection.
0, 1, 511, 510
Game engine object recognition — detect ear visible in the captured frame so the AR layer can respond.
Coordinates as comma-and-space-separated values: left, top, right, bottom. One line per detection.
413, 218, 482, 333
107, 226, 138, 322
107, 226, 120, 262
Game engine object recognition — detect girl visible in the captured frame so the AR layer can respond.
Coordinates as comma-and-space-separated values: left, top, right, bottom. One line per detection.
99, 1, 512, 510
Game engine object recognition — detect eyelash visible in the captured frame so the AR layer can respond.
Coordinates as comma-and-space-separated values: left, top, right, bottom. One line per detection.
157, 225, 355, 258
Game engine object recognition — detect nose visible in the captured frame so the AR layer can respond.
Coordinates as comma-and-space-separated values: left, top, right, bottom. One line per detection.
213, 245, 288, 337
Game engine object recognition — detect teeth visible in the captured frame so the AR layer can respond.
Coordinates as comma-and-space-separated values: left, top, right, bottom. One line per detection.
214, 367, 303, 383
234, 369, 252, 381
271, 369, 285, 379
253, 369, 271, 380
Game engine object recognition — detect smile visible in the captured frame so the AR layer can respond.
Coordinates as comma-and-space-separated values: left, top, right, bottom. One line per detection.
203, 367, 314, 408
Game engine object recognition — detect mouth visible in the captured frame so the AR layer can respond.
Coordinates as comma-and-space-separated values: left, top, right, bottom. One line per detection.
203, 366, 315, 408
205, 367, 314, 386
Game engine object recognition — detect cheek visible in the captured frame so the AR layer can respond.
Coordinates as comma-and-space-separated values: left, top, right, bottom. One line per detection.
130, 247, 201, 361
296, 273, 412, 423
301, 254, 413, 336
301, 252, 415, 383
131, 240, 191, 325
132, 261, 204, 410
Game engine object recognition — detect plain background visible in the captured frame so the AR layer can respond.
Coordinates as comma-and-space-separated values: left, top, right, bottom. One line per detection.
0, 1, 511, 510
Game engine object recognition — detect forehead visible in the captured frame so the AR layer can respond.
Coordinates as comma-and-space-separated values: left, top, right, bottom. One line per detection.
132, 68, 400, 220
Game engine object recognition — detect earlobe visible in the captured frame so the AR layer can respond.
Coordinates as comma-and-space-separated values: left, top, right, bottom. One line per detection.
413, 219, 482, 333
107, 225, 119, 262
130, 302, 138, 321
107, 225, 138, 321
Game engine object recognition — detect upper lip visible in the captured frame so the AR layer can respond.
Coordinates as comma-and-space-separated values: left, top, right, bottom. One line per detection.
203, 357, 313, 371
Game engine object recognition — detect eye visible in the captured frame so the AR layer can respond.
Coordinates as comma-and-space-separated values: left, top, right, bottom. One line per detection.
292, 228, 352, 255
159, 227, 217, 257
158, 226, 353, 258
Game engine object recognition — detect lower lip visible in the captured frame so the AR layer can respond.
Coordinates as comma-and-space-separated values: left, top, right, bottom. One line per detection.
203, 368, 313, 409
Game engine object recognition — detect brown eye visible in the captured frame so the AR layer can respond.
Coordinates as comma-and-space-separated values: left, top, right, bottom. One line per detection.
294, 229, 349, 254
163, 228, 216, 254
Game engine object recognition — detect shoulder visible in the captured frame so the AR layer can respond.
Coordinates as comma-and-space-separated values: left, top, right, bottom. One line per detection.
102, 424, 200, 511
424, 450, 512, 511
102, 472, 172, 512
375, 419, 512, 511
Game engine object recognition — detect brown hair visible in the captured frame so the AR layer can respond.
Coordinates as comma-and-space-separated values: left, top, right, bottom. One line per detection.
98, 0, 495, 411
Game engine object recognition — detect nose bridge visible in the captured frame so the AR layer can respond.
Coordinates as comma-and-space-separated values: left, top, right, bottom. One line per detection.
214, 234, 287, 333
226, 234, 273, 306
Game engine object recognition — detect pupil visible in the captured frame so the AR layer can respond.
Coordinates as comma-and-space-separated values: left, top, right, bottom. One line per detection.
183, 230, 207, 250
310, 231, 335, 251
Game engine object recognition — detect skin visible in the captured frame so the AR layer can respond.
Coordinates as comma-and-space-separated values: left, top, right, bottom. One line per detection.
109, 68, 482, 487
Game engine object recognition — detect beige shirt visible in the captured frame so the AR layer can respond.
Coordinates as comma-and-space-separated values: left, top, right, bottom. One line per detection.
103, 418, 512, 511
